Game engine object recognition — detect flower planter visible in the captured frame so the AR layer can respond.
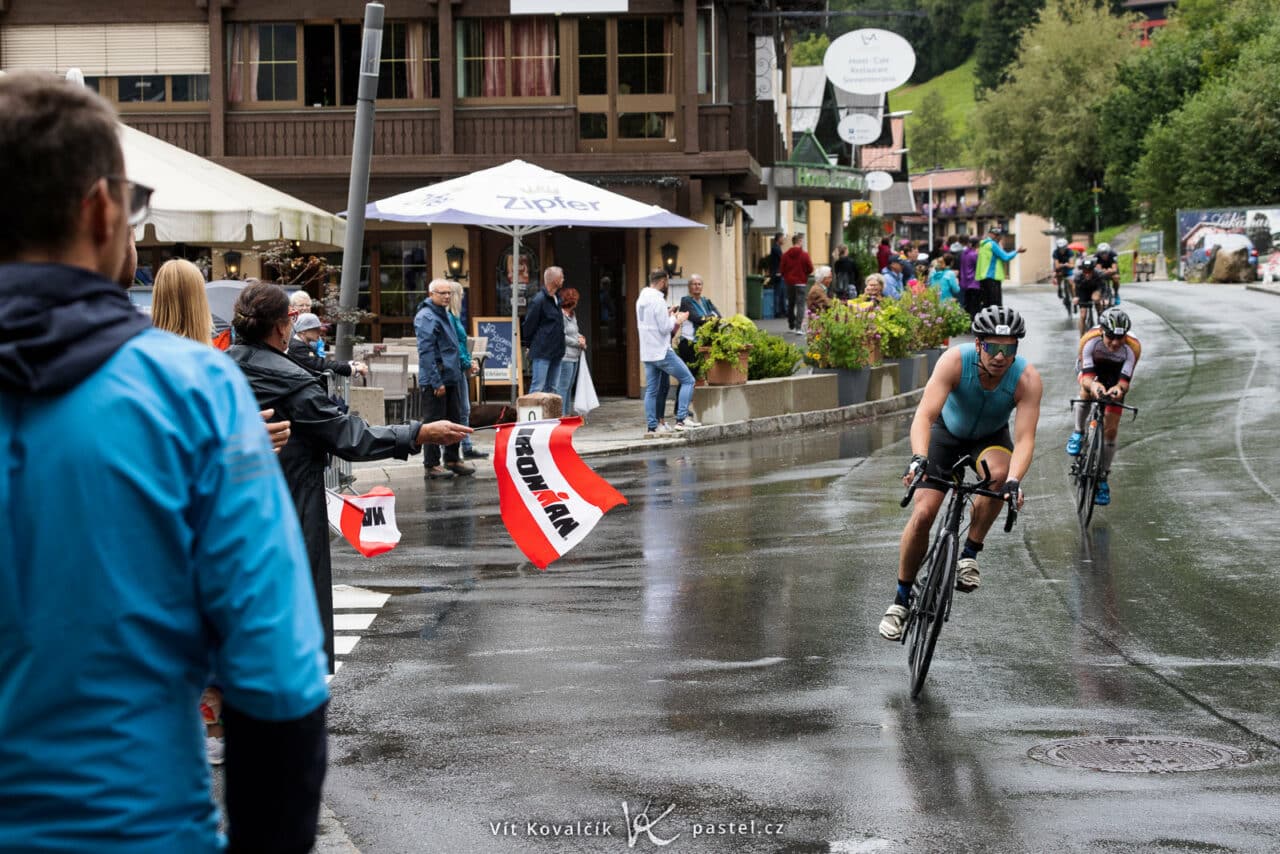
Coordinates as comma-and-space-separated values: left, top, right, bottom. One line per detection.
922, 347, 947, 378
886, 354, 928, 391
701, 347, 750, 386
812, 367, 871, 407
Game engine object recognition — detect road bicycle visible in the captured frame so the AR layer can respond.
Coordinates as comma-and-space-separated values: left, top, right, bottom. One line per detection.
1077, 279, 1115, 333
1054, 268, 1074, 317
898, 458, 1018, 698
1069, 397, 1138, 528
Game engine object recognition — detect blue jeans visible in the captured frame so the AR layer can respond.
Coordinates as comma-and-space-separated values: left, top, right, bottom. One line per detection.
557, 360, 580, 415
455, 375, 474, 451
530, 356, 562, 395
644, 350, 694, 430
771, 275, 785, 317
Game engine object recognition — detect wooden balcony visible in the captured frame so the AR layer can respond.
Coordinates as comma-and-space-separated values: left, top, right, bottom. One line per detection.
125, 115, 211, 157
455, 106, 576, 156
224, 110, 441, 159
123, 103, 769, 172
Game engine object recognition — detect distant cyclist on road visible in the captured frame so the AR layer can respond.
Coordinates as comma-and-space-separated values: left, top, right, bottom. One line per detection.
1095, 242, 1121, 304
879, 306, 1044, 641
1052, 238, 1075, 303
1066, 308, 1140, 506
1073, 256, 1111, 335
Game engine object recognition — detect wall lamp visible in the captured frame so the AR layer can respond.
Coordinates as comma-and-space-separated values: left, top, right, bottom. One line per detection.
714, 198, 737, 232
445, 245, 467, 280
660, 241, 680, 277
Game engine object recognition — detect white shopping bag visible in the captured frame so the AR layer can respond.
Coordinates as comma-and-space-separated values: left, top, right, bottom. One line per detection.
574, 356, 600, 415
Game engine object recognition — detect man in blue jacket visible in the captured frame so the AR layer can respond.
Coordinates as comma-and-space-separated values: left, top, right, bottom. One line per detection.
522, 266, 567, 393
0, 72, 328, 853
415, 278, 476, 478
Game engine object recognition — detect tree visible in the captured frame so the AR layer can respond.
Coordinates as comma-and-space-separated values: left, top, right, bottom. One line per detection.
974, 0, 1046, 94
972, 0, 1137, 226
912, 90, 963, 168
1131, 20, 1280, 240
791, 33, 830, 67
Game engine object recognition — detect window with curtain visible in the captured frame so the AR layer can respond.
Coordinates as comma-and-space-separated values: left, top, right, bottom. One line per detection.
226, 23, 296, 103
377, 22, 439, 100
228, 21, 438, 106
457, 17, 558, 99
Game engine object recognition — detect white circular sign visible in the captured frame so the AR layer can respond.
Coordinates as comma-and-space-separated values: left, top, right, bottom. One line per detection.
838, 113, 883, 146
865, 171, 894, 192
824, 29, 917, 95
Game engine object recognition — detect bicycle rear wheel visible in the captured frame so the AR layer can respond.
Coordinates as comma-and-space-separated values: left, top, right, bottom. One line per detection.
908, 532, 957, 699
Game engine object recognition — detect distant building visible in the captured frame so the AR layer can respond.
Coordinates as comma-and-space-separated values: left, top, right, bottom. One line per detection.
906, 168, 1053, 284
1124, 0, 1177, 47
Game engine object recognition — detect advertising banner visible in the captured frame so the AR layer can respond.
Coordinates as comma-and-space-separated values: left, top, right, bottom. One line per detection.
1176, 206, 1280, 282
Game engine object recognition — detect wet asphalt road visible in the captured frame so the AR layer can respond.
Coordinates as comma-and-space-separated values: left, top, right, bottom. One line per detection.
326, 283, 1280, 853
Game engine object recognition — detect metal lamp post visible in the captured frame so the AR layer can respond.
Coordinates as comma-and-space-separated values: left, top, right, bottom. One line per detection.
336, 2, 384, 362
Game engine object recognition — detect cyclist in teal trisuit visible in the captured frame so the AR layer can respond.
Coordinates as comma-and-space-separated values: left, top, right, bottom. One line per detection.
880, 306, 1044, 640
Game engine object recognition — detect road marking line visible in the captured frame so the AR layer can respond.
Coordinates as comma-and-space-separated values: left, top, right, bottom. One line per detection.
334, 613, 378, 631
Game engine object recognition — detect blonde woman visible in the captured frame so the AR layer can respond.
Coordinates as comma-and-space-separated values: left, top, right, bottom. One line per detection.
152, 259, 213, 345
152, 259, 286, 767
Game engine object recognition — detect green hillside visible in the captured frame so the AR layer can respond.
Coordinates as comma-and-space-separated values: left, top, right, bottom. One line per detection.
890, 57, 978, 169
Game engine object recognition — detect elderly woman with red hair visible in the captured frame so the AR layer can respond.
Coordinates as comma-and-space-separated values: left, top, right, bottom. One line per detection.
555, 287, 586, 415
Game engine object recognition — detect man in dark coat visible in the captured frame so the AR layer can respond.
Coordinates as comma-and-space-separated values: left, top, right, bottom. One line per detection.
521, 265, 566, 393
229, 282, 471, 671
415, 278, 475, 478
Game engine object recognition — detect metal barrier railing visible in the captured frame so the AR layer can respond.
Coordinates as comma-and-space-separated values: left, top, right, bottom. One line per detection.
323, 371, 354, 493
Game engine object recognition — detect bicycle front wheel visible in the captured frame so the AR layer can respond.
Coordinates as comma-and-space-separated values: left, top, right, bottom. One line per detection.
908, 532, 957, 699
1077, 421, 1104, 528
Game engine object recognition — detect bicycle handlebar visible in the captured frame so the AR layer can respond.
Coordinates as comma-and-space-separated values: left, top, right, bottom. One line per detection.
900, 466, 1019, 531
1069, 397, 1139, 421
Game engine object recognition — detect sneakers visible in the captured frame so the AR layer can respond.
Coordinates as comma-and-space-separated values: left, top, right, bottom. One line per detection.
206, 736, 225, 766
424, 465, 452, 479
1094, 480, 1111, 505
1113, 294, 1121, 305
446, 461, 476, 477
674, 417, 702, 429
656, 422, 675, 434
956, 557, 980, 592
1066, 432, 1083, 456
878, 604, 908, 641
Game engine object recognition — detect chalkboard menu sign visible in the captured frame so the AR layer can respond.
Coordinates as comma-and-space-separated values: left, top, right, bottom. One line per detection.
472, 316, 523, 393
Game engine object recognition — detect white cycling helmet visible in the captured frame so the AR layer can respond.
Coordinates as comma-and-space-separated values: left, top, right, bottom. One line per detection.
1056, 238, 1068, 249
1098, 242, 1112, 253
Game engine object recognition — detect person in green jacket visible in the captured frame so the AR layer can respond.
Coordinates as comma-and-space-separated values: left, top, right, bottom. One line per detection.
975, 225, 1026, 310
448, 281, 487, 460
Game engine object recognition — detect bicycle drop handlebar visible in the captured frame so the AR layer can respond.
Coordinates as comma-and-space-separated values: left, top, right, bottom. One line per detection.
899, 459, 1019, 532
1068, 397, 1140, 421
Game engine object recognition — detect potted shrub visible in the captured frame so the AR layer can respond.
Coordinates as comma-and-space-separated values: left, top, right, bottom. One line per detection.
694, 314, 757, 385
876, 296, 927, 391
804, 301, 878, 405
746, 328, 803, 380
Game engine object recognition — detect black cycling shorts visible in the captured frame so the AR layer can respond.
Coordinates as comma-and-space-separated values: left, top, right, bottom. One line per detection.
921, 418, 1014, 491
1075, 278, 1105, 302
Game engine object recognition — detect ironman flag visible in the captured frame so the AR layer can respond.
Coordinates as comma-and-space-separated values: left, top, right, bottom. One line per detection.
494, 417, 627, 569
325, 486, 401, 557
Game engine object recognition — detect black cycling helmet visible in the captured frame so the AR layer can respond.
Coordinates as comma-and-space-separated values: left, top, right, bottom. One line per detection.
971, 305, 1027, 339
1099, 308, 1131, 337
1081, 255, 1097, 270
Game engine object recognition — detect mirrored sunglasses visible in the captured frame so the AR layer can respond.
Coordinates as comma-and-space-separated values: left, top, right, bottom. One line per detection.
979, 341, 1018, 358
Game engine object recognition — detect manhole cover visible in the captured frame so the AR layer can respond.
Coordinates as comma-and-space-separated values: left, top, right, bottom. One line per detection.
1028, 736, 1251, 773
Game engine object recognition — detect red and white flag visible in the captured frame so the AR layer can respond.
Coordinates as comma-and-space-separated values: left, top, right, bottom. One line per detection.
325, 486, 401, 558
494, 417, 627, 569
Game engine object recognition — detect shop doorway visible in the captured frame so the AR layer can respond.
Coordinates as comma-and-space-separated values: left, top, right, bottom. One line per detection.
554, 230, 627, 396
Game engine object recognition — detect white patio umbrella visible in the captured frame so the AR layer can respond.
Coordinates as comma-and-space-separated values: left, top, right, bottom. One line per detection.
122, 124, 346, 247
359, 159, 704, 401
